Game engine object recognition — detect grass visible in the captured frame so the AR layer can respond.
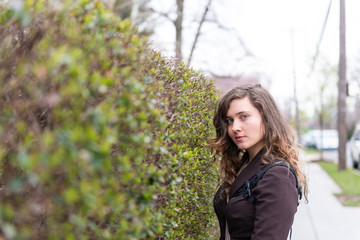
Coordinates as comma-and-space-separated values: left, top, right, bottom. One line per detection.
318, 161, 360, 207
304, 147, 320, 154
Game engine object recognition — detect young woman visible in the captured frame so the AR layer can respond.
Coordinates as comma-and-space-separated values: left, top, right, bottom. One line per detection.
211, 84, 308, 240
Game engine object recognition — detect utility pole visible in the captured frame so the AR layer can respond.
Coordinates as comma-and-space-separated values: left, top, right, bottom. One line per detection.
338, 0, 347, 171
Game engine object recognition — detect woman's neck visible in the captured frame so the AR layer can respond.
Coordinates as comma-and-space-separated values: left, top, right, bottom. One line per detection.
247, 142, 265, 161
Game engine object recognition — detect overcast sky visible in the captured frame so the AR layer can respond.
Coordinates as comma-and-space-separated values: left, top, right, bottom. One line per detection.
148, 0, 360, 114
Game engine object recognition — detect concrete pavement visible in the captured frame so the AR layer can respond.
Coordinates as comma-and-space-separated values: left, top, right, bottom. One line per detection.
291, 160, 360, 240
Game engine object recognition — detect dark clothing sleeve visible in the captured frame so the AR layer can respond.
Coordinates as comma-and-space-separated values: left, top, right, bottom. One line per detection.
213, 185, 227, 240
251, 166, 298, 240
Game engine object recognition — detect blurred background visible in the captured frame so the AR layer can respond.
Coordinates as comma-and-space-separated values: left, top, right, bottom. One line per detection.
7, 0, 359, 165
93, 0, 359, 140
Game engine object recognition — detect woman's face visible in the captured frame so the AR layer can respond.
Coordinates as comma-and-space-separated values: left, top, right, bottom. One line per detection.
226, 96, 265, 159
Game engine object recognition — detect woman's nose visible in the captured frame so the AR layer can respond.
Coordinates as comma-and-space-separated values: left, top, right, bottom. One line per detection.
232, 120, 242, 132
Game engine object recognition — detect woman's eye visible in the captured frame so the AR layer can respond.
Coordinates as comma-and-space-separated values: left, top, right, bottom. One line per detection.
226, 119, 233, 124
241, 114, 248, 120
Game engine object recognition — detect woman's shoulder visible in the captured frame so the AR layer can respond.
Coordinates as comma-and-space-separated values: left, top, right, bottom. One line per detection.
263, 162, 296, 180
253, 163, 298, 197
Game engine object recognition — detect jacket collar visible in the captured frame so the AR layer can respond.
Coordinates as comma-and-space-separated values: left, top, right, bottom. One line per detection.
229, 148, 266, 198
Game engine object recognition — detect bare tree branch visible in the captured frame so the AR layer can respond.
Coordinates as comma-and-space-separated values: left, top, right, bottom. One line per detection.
206, 16, 254, 58
147, 7, 175, 24
187, 0, 212, 67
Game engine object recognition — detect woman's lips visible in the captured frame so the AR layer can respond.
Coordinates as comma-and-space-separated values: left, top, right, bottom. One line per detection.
236, 136, 245, 141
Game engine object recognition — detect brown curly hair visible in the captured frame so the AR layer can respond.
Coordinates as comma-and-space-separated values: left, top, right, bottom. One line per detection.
210, 84, 308, 198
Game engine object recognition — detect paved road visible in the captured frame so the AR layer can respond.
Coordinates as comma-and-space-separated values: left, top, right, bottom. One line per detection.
306, 142, 354, 169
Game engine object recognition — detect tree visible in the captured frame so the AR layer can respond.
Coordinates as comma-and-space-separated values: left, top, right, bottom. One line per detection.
142, 0, 253, 75
175, 0, 184, 64
100, 0, 154, 35
186, 0, 212, 66
307, 56, 338, 157
347, 52, 360, 134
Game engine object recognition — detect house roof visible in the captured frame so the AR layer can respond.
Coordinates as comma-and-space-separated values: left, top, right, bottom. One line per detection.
212, 75, 260, 95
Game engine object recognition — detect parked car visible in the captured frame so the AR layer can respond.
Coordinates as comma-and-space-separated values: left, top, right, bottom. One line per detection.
301, 131, 314, 148
301, 129, 339, 150
350, 124, 360, 169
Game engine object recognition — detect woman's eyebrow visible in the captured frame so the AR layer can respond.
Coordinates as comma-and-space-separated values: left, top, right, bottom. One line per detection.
226, 111, 249, 118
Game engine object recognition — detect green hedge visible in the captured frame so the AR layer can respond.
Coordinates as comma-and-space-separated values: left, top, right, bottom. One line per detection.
0, 1, 219, 239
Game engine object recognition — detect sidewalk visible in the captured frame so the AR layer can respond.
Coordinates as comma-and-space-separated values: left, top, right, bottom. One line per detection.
291, 160, 360, 240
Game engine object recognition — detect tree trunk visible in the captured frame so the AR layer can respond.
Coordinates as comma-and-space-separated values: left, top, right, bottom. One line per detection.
131, 0, 140, 25
175, 0, 184, 64
319, 91, 324, 160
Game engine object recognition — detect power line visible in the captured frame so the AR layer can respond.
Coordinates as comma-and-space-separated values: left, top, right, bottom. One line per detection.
307, 0, 333, 79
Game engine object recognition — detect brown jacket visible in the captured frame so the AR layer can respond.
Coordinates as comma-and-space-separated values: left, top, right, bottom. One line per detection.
213, 149, 298, 240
